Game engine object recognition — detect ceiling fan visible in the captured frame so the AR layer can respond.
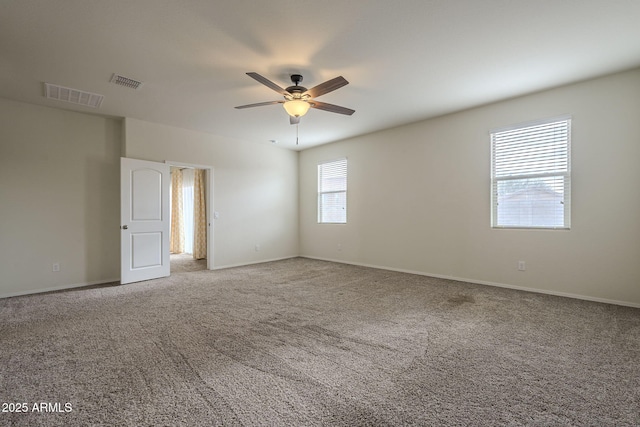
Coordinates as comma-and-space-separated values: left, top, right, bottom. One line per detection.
235, 72, 355, 124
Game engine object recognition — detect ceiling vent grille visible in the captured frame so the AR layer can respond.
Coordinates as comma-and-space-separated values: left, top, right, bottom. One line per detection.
44, 83, 104, 108
110, 73, 143, 89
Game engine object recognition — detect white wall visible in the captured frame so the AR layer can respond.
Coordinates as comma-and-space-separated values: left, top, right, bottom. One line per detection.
299, 69, 640, 306
123, 118, 299, 268
2, 69, 638, 305
0, 101, 298, 298
0, 98, 121, 297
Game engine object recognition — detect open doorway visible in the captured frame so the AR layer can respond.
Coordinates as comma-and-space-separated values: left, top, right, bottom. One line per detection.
168, 162, 213, 273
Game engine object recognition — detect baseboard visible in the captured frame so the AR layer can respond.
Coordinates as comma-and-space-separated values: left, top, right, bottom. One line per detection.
302, 256, 640, 309
0, 278, 120, 300
6, 258, 638, 309
1, 256, 299, 299
212, 256, 299, 271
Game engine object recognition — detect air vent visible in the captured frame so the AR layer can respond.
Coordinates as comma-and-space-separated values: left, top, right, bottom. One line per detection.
110, 73, 143, 90
44, 83, 104, 108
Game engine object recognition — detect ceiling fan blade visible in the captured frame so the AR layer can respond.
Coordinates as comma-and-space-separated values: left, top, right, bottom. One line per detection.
305, 76, 349, 98
246, 72, 289, 96
290, 115, 300, 125
310, 101, 355, 116
235, 100, 284, 109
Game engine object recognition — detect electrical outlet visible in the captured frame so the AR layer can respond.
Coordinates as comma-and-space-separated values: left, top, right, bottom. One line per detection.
518, 261, 526, 271
52, 263, 60, 272
255, 244, 260, 252
337, 243, 342, 252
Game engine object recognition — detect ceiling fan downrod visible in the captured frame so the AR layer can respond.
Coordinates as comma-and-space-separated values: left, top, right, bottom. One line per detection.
290, 74, 303, 86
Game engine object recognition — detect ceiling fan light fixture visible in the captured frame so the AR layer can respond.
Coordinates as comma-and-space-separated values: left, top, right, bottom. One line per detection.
283, 99, 311, 117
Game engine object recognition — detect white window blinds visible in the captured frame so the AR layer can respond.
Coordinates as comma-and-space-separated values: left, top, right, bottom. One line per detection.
318, 158, 347, 224
491, 118, 571, 229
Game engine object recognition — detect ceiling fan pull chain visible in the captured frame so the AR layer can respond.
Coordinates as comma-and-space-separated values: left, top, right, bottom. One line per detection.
296, 123, 299, 145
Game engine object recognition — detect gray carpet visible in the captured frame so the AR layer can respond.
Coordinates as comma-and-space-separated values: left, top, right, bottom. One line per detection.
171, 253, 207, 273
1, 258, 639, 426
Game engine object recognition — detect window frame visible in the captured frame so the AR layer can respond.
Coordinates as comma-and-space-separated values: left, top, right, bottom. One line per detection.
317, 157, 347, 224
490, 116, 572, 230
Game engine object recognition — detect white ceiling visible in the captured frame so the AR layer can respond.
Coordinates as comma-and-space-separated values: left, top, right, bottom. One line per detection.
2, 1, 640, 150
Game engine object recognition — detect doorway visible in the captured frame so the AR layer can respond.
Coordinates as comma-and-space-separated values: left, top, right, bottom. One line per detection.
167, 161, 213, 273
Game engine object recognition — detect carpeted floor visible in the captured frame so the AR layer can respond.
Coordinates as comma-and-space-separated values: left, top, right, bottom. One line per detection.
0, 258, 639, 426
171, 253, 207, 273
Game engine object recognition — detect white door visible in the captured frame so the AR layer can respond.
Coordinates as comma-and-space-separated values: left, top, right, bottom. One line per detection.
120, 157, 170, 284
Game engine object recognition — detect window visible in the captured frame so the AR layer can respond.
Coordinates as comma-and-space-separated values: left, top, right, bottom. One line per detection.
318, 158, 347, 223
491, 117, 571, 229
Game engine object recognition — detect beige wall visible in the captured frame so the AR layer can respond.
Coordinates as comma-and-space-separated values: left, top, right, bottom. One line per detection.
0, 99, 121, 297
0, 101, 298, 297
123, 118, 299, 269
299, 69, 640, 306
2, 69, 639, 305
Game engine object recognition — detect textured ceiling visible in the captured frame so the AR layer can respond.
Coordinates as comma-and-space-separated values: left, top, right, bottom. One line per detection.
2, 0, 640, 150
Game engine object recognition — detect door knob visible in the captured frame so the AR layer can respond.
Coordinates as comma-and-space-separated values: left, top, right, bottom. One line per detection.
121, 225, 128, 230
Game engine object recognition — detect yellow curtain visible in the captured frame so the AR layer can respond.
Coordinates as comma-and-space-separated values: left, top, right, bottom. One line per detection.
193, 169, 207, 260
170, 169, 184, 254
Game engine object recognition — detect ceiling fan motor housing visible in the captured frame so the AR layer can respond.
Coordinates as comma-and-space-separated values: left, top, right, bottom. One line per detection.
285, 74, 307, 97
